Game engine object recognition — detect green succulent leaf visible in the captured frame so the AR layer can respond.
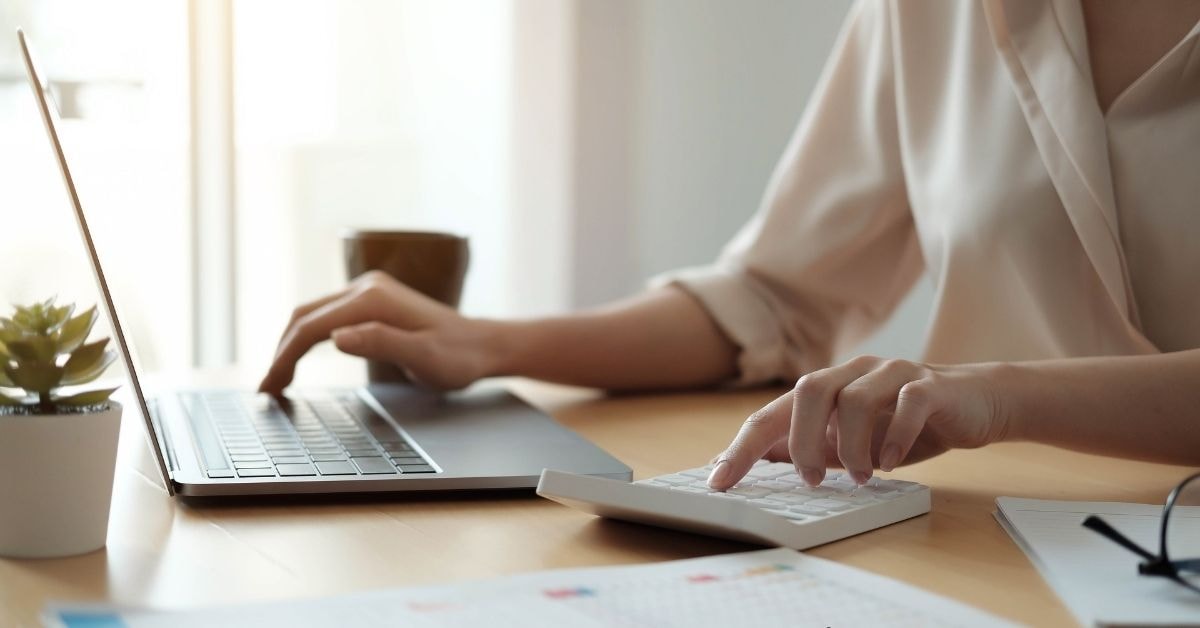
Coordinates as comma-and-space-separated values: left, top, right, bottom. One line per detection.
61, 349, 116, 386
64, 338, 110, 381
6, 362, 64, 394
6, 336, 59, 362
0, 368, 14, 387
53, 387, 118, 407
0, 340, 8, 360
56, 306, 97, 353
4, 316, 28, 336
0, 320, 20, 344
0, 390, 27, 405
47, 303, 75, 332
12, 307, 37, 331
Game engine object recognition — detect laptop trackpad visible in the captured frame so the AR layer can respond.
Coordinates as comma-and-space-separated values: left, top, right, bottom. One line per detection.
366, 384, 625, 479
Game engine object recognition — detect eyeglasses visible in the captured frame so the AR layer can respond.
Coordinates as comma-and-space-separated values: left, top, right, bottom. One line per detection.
1083, 472, 1200, 594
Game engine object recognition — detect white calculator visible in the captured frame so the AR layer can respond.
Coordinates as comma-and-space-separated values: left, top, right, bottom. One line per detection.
537, 461, 931, 550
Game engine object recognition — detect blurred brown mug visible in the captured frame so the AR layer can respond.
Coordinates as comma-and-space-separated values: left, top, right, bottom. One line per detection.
342, 230, 470, 384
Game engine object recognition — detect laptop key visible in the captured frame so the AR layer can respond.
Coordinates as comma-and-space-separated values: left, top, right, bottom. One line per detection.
345, 448, 379, 457
271, 456, 310, 465
230, 454, 268, 462
398, 464, 436, 474
276, 463, 318, 476
314, 461, 358, 476
352, 457, 397, 474
261, 436, 302, 444
207, 469, 236, 479
353, 413, 402, 439
235, 460, 273, 469
310, 453, 349, 462
267, 448, 306, 457
237, 468, 276, 478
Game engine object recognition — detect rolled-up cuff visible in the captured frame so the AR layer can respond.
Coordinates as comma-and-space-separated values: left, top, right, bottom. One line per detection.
650, 266, 788, 387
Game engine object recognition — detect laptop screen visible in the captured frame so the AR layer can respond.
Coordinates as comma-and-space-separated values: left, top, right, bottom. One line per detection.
18, 28, 175, 495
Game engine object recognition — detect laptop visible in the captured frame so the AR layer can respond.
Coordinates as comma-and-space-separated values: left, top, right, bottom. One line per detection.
17, 29, 631, 498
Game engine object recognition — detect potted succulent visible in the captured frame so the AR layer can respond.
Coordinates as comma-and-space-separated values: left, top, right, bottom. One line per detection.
0, 298, 122, 558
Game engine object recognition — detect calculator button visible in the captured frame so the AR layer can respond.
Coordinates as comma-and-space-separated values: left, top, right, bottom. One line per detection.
765, 509, 809, 521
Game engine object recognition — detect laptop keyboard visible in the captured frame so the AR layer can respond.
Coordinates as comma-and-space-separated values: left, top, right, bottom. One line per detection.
180, 391, 437, 479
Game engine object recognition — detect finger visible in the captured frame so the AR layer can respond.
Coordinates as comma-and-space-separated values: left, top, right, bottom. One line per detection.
834, 359, 921, 484
285, 287, 353, 334
265, 287, 355, 374
332, 321, 425, 363
763, 439, 791, 462
273, 268, 398, 346
708, 391, 793, 490
825, 411, 839, 452
259, 289, 390, 393
789, 357, 876, 486
879, 379, 936, 471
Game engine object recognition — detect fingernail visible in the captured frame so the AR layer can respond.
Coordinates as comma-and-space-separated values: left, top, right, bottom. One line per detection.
851, 470, 872, 486
707, 460, 731, 488
800, 466, 825, 487
333, 329, 361, 351
880, 444, 901, 472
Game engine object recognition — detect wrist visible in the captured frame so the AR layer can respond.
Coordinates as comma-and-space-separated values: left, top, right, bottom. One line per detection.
471, 318, 528, 378
984, 360, 1034, 443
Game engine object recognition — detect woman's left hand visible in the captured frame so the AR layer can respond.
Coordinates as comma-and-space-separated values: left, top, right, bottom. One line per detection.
706, 355, 1014, 490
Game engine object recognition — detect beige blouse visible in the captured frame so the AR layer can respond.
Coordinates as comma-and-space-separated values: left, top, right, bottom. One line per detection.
661, 0, 1200, 385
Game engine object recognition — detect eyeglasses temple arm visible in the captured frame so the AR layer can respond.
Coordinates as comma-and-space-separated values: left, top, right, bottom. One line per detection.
1172, 558, 1200, 573
1082, 515, 1157, 561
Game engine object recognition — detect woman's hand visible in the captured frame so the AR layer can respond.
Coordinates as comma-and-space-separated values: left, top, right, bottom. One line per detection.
258, 271, 500, 394
707, 355, 1014, 490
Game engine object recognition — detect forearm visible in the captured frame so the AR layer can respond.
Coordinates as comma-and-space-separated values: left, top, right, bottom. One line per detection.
1003, 349, 1200, 465
481, 286, 739, 391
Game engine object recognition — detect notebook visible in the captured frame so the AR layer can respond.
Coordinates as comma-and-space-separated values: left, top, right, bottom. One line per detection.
995, 496, 1200, 626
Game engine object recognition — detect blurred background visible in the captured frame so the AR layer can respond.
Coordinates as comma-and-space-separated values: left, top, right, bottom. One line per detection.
0, 0, 931, 380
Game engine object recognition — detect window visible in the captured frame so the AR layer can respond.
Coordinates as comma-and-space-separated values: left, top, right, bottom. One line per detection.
231, 1, 513, 372
1, 0, 513, 375
0, 0, 191, 371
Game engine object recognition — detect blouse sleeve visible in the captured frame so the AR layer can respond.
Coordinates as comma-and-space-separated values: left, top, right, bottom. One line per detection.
654, 0, 922, 385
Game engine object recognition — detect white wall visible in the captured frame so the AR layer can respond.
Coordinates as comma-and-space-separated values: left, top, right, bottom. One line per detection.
629, 1, 851, 281
521, 0, 934, 362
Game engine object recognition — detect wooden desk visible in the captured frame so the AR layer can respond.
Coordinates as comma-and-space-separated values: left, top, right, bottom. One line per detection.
0, 380, 1190, 627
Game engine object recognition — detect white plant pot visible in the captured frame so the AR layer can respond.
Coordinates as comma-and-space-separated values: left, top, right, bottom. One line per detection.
0, 401, 122, 558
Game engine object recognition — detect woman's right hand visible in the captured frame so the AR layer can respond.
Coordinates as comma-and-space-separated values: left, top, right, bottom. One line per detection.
258, 270, 501, 395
